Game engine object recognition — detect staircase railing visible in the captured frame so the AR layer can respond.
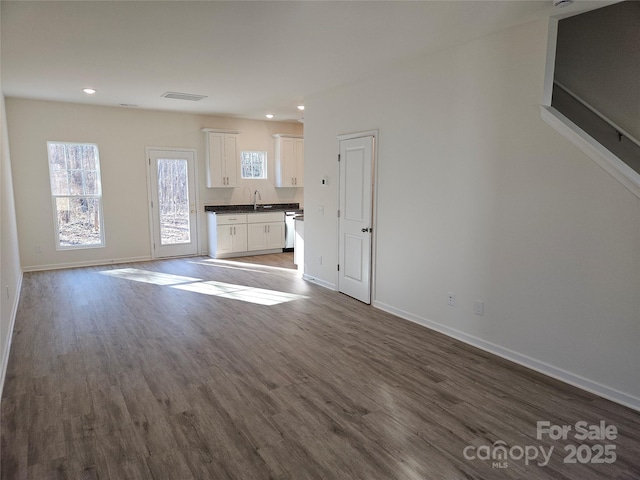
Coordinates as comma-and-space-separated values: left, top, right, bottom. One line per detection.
553, 81, 640, 150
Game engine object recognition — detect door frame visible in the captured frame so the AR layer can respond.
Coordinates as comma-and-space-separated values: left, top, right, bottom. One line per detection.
336, 130, 379, 303
145, 146, 200, 259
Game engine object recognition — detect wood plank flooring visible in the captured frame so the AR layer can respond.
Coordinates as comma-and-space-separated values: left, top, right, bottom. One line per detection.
2, 253, 639, 479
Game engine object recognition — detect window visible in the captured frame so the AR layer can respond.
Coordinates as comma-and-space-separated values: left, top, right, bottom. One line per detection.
240, 151, 267, 179
47, 142, 105, 248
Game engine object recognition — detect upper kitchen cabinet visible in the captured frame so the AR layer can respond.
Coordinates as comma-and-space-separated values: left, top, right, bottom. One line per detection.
274, 134, 304, 188
203, 129, 239, 187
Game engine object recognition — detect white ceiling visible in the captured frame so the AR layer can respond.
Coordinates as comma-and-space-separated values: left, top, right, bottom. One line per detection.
1, 1, 608, 122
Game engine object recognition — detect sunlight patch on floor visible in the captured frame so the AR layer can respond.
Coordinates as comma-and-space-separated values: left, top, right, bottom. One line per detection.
173, 280, 306, 306
194, 257, 297, 273
187, 260, 271, 275
100, 267, 306, 305
100, 268, 199, 286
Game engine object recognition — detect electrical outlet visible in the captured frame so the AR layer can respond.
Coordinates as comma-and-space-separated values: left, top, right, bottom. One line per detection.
447, 292, 455, 306
35, 245, 42, 253
474, 300, 485, 316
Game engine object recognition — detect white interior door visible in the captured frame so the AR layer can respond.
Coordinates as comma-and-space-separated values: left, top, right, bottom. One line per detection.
148, 148, 198, 258
338, 135, 374, 303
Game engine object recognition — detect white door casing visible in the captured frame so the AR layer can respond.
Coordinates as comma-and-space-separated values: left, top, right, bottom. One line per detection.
147, 148, 198, 258
338, 134, 375, 304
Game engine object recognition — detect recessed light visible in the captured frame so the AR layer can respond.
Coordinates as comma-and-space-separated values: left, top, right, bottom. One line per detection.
297, 105, 305, 111
83, 88, 96, 95
266, 114, 274, 119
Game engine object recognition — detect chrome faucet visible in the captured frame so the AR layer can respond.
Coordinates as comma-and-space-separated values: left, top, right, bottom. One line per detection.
253, 189, 262, 210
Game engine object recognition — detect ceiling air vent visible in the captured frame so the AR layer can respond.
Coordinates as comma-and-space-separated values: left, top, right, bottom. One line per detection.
161, 91, 208, 102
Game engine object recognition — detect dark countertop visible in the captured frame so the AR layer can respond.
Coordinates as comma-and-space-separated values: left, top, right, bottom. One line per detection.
205, 203, 301, 214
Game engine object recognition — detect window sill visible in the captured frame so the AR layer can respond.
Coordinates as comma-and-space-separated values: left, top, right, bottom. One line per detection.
56, 243, 106, 251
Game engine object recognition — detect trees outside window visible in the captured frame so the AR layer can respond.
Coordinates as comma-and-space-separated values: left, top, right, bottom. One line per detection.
241, 151, 267, 179
47, 142, 105, 249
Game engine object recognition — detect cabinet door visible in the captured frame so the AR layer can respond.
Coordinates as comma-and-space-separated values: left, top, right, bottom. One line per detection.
275, 137, 295, 187
293, 138, 304, 187
247, 223, 267, 251
265, 222, 285, 249
216, 224, 234, 254
224, 134, 239, 187
232, 223, 248, 252
275, 136, 303, 187
207, 133, 226, 187
217, 223, 248, 254
206, 132, 238, 188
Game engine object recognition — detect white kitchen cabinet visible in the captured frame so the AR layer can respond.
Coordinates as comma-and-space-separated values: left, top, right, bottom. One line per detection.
203, 129, 239, 188
208, 211, 284, 258
216, 223, 247, 254
208, 213, 247, 257
247, 212, 285, 251
274, 134, 304, 187
247, 222, 285, 251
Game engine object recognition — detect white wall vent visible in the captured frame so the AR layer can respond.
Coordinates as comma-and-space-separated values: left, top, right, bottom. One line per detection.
161, 91, 208, 101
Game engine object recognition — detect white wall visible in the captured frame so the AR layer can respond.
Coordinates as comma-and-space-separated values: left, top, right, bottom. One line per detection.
0, 6, 23, 397
304, 19, 640, 409
5, 99, 302, 270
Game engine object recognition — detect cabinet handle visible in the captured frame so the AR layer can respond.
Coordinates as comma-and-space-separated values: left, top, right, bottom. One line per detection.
294, 177, 297, 186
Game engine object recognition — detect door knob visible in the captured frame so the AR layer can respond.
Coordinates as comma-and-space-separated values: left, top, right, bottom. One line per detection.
361, 227, 370, 232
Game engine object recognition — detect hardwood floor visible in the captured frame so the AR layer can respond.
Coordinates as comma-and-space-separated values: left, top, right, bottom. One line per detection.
2, 254, 639, 479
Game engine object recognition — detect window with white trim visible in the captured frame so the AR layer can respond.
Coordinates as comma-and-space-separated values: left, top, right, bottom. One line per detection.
47, 142, 105, 248
240, 151, 267, 179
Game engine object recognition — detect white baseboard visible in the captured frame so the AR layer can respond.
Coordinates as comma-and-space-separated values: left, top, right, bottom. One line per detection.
373, 300, 640, 413
0, 271, 23, 400
211, 249, 283, 259
302, 274, 336, 291
22, 255, 153, 272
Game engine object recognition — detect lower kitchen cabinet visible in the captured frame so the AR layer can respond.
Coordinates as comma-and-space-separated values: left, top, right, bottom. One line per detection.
247, 222, 285, 251
216, 223, 247, 255
247, 212, 285, 251
208, 211, 285, 258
